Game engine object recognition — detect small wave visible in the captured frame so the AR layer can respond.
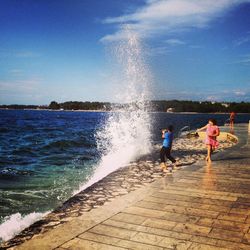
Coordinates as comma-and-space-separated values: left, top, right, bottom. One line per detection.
0, 211, 49, 242
0, 168, 33, 178
0, 127, 9, 133
12, 147, 37, 157
3, 190, 45, 199
43, 139, 92, 150
38, 127, 60, 132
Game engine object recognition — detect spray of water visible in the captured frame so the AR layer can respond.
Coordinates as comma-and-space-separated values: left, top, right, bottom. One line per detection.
0, 212, 48, 242
0, 27, 153, 243
74, 26, 152, 193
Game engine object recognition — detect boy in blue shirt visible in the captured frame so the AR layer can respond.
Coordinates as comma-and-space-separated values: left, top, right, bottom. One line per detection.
160, 125, 176, 173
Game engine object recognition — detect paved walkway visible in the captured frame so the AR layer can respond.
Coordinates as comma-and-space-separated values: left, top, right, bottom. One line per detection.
15, 124, 250, 250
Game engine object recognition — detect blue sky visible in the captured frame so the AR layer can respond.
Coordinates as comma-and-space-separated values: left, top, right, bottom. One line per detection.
0, 0, 250, 104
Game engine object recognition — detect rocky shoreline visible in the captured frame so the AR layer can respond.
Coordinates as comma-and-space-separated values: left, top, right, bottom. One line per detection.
0, 135, 236, 249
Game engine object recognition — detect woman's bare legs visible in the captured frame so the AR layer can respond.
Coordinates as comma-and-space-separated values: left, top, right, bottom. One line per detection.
206, 145, 212, 162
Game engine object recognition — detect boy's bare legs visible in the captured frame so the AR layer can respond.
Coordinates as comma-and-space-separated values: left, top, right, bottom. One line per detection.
160, 162, 173, 173
160, 162, 167, 171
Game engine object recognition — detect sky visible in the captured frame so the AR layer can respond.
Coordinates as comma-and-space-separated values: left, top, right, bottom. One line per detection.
0, 0, 250, 105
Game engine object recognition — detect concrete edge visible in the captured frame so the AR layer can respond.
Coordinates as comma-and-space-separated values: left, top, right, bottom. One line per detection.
14, 184, 154, 250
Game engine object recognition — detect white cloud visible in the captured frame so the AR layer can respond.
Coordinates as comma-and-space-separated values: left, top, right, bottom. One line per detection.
15, 51, 40, 58
101, 0, 250, 42
9, 69, 24, 75
205, 88, 250, 101
0, 78, 49, 104
189, 45, 204, 49
206, 95, 219, 102
233, 54, 250, 65
233, 32, 250, 46
154, 87, 250, 101
0, 49, 40, 58
0, 79, 41, 93
165, 38, 186, 46
234, 90, 246, 96
146, 46, 171, 56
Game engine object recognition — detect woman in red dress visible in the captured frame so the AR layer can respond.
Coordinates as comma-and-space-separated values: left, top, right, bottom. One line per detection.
197, 119, 220, 163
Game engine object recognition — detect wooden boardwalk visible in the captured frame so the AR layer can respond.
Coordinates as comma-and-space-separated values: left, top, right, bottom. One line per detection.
15, 124, 250, 250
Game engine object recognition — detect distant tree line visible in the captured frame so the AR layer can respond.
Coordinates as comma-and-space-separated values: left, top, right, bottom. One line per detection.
151, 100, 250, 113
1, 100, 250, 113
48, 101, 112, 110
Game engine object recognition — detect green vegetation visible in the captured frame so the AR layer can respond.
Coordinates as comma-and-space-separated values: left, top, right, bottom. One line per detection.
0, 100, 250, 113
151, 100, 250, 113
48, 101, 112, 111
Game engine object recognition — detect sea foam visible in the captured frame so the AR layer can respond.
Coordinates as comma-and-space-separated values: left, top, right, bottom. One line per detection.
0, 211, 48, 242
0, 26, 152, 243
74, 26, 152, 194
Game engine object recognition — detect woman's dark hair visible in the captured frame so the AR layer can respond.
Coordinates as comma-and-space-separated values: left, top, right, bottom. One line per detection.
209, 118, 217, 125
168, 125, 174, 132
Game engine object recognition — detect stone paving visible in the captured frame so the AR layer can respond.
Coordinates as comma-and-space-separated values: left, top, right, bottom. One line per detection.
13, 124, 250, 250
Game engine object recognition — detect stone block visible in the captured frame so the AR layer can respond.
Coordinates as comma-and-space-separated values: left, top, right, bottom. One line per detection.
131, 232, 164, 245
158, 237, 192, 249
209, 228, 244, 242
217, 213, 247, 223
103, 219, 145, 232
242, 233, 250, 244
78, 231, 120, 245
123, 206, 166, 218
163, 212, 200, 224
173, 223, 211, 236
89, 224, 137, 240
117, 239, 164, 250
196, 218, 214, 227
111, 212, 147, 225
188, 242, 228, 250
212, 219, 249, 233
142, 218, 177, 230
61, 238, 125, 250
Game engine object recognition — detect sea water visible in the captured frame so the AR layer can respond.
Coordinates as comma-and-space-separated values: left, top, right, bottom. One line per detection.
0, 110, 101, 241
0, 109, 250, 241
1, 25, 250, 241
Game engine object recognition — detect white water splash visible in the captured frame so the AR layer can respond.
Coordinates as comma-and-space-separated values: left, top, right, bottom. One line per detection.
0, 212, 48, 242
75, 26, 152, 193
0, 27, 153, 243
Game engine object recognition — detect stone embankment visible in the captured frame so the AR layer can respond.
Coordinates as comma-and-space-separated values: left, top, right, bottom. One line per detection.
1, 130, 236, 249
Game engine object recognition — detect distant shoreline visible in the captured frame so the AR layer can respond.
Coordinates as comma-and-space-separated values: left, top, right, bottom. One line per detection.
0, 108, 109, 112
1, 100, 250, 113
1, 108, 250, 115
